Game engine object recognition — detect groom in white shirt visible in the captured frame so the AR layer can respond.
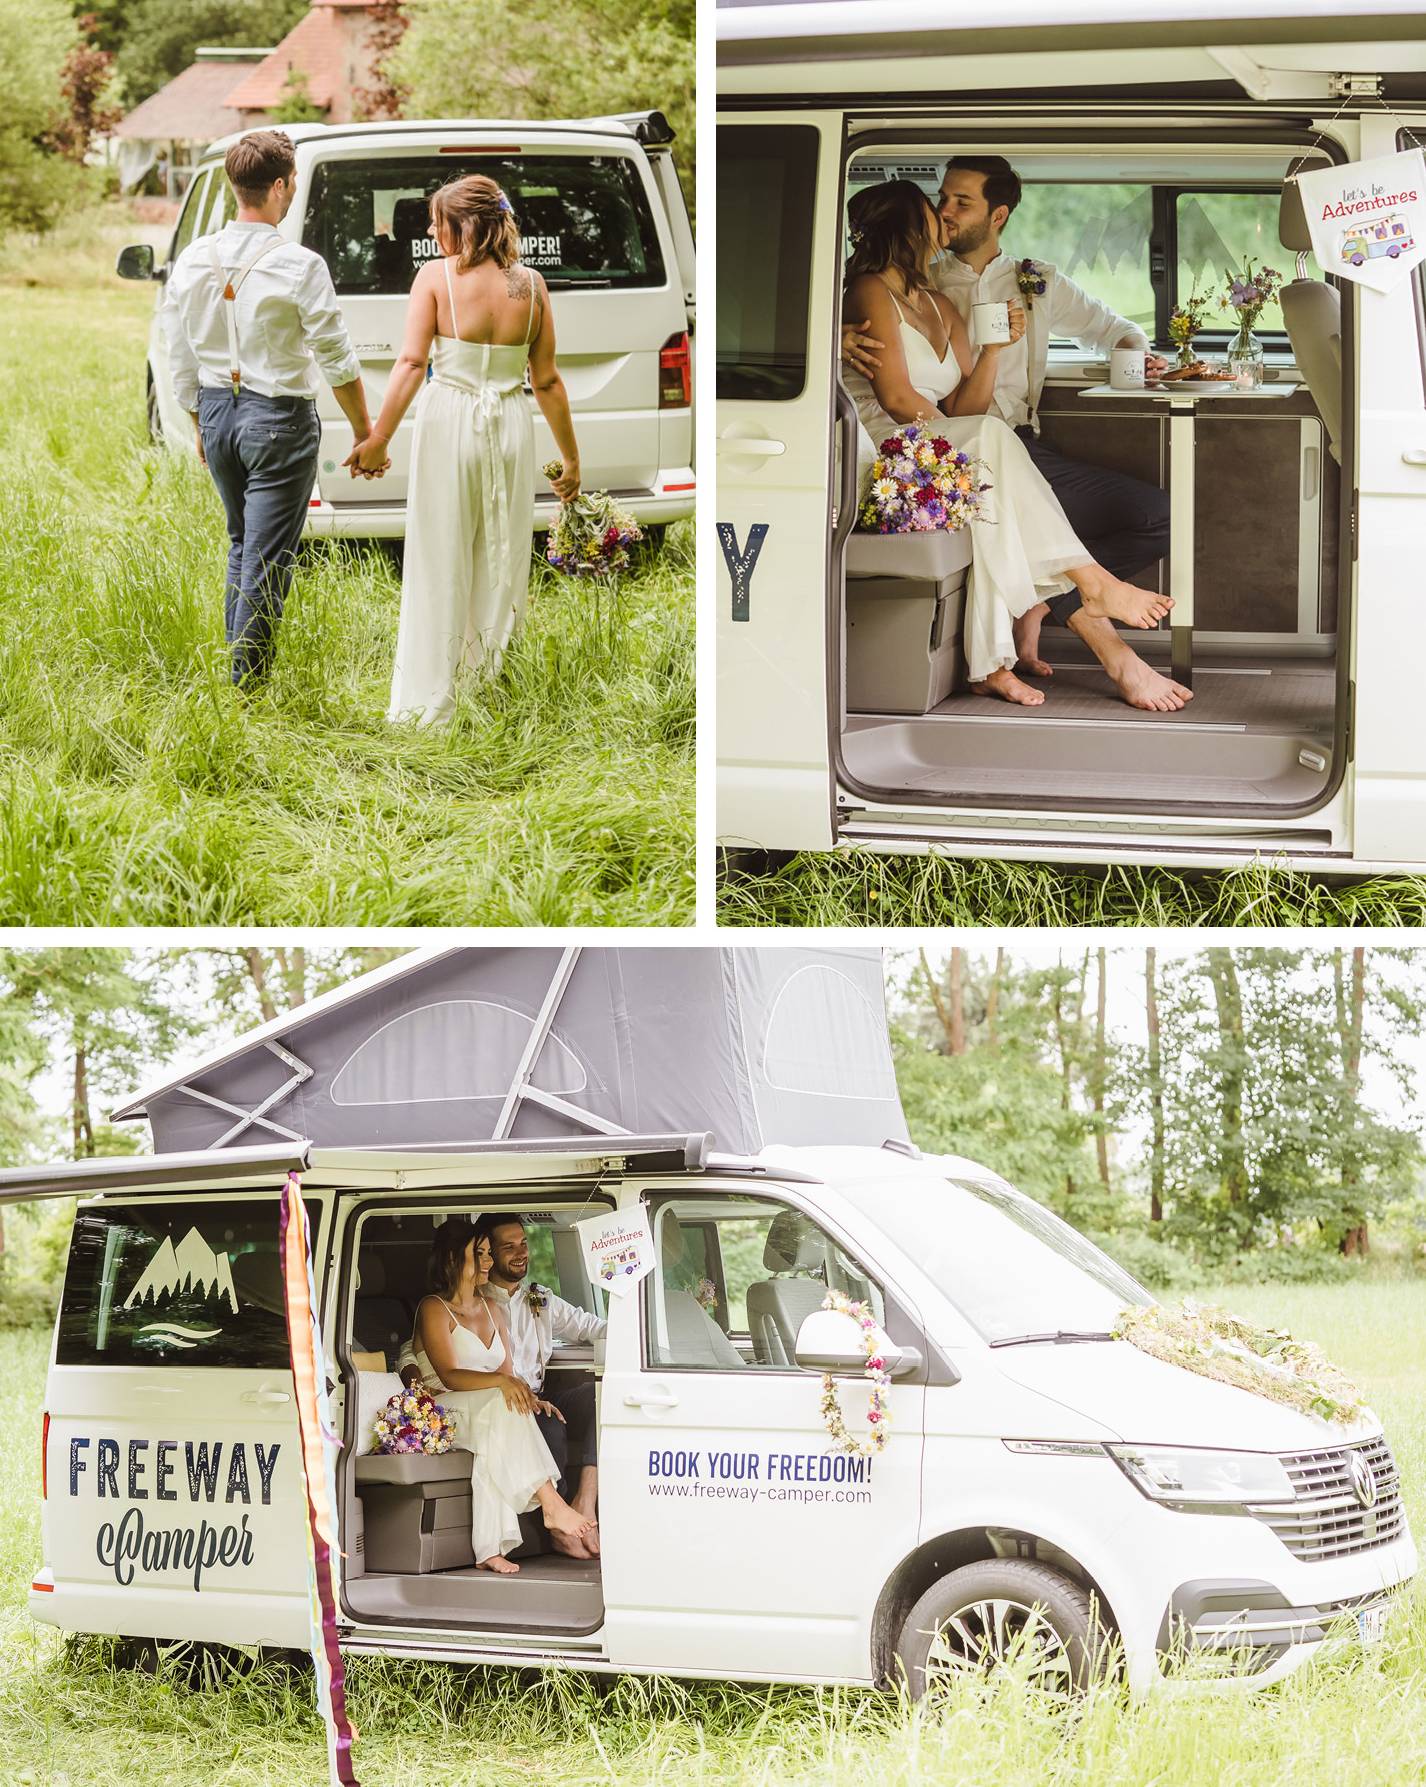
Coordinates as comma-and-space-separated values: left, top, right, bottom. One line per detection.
481, 1214, 606, 1558
160, 130, 376, 684
846, 156, 1190, 713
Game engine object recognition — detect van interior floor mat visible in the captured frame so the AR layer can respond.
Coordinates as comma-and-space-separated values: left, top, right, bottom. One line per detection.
919, 656, 1333, 734
346, 1554, 604, 1634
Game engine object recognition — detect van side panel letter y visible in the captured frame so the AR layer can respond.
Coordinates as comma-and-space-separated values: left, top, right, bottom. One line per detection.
717, 523, 768, 622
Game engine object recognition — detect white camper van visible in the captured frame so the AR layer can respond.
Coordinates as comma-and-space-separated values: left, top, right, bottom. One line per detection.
119, 114, 695, 542
716, 4, 1426, 870
14, 948, 1415, 1697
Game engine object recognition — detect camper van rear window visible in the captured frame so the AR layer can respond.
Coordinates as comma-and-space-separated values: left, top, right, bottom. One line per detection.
56, 1203, 294, 1369
303, 154, 667, 295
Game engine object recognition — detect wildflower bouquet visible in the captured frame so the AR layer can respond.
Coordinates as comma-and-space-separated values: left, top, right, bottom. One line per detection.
542, 460, 642, 578
858, 422, 990, 534
1167, 284, 1215, 367
1221, 256, 1284, 333
373, 1387, 458, 1456
1113, 1301, 1365, 1425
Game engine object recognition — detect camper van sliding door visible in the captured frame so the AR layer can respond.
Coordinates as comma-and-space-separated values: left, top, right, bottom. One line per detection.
716, 113, 844, 850
1353, 114, 1426, 863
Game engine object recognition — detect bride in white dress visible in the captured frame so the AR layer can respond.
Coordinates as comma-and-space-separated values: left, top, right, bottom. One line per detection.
842, 180, 1181, 709
349, 175, 582, 724
412, 1220, 596, 1573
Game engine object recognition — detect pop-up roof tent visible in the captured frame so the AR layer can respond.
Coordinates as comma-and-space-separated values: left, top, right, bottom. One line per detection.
109, 946, 910, 1157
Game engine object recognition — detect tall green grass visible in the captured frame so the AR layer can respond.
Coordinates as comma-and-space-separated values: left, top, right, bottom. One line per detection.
0, 208, 693, 925
718, 851, 1426, 929
1, 1282, 1422, 1785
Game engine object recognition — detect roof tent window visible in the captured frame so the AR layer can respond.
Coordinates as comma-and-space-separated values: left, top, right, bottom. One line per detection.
760, 966, 898, 1101
330, 1000, 587, 1107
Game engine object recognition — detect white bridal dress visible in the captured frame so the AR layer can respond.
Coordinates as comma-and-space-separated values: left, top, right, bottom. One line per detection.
388, 258, 539, 724
842, 289, 1089, 681
415, 1298, 556, 1564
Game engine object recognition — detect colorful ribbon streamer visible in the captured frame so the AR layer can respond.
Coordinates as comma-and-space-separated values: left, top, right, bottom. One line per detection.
280, 1171, 360, 1786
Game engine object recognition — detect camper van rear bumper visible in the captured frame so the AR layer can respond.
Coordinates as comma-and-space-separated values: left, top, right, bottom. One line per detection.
27, 1578, 309, 1649
303, 477, 695, 540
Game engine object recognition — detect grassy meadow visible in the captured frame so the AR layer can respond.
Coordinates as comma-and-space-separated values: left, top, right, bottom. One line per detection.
0, 208, 693, 926
1, 1280, 1423, 1786
717, 851, 1426, 929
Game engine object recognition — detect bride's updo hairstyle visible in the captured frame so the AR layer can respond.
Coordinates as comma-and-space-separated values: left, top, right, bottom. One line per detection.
429, 175, 522, 270
846, 179, 941, 293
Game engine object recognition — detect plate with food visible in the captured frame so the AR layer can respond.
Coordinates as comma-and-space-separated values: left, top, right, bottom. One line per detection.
1154, 361, 1237, 391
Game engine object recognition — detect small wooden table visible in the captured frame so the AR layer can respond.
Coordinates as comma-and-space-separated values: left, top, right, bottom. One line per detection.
1077, 381, 1301, 687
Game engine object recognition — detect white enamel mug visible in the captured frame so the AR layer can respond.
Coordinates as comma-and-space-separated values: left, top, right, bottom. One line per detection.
1110, 347, 1147, 389
970, 300, 1012, 347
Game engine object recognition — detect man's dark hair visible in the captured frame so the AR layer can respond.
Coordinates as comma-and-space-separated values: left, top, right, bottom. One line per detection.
478, 1212, 528, 1242
944, 156, 1022, 222
225, 129, 296, 206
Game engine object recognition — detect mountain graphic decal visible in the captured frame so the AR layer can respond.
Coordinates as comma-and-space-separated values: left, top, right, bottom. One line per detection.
123, 1227, 239, 1315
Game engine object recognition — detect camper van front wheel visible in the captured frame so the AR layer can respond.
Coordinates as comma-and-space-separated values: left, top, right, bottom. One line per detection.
146, 376, 162, 444
894, 1559, 1110, 1699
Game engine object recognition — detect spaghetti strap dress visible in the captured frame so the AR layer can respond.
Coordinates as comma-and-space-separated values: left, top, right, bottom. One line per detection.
843, 287, 1090, 681
388, 259, 539, 724
414, 1297, 558, 1564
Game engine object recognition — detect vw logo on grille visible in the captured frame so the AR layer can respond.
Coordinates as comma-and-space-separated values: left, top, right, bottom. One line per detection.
1348, 1449, 1378, 1510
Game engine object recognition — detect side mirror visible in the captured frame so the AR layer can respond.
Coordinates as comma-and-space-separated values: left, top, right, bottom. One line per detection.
116, 243, 158, 282
793, 1308, 922, 1380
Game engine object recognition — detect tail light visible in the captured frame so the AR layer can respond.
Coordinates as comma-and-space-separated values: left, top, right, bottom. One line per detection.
41, 1410, 49, 1499
659, 332, 691, 408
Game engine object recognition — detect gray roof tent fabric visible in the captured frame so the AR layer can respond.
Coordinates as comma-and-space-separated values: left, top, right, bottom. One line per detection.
114, 947, 909, 1157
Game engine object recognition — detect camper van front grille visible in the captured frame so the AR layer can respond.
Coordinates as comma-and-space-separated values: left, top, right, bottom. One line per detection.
1248, 1438, 1405, 1562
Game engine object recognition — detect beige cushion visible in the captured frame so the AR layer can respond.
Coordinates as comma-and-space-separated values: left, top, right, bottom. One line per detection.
846, 529, 973, 581
1280, 280, 1343, 463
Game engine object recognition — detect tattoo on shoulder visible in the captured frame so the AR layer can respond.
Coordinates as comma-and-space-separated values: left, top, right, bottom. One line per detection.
505, 265, 533, 300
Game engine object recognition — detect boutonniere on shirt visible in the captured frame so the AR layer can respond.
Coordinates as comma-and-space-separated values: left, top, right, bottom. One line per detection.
525, 1282, 549, 1316
1015, 258, 1047, 310
694, 1277, 718, 1316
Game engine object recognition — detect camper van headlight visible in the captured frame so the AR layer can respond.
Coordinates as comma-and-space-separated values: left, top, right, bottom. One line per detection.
1107, 1445, 1296, 1509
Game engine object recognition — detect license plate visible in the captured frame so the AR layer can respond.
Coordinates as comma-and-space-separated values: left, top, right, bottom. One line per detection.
1357, 1606, 1388, 1647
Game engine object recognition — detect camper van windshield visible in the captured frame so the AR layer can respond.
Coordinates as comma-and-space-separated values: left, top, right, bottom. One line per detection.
842, 1174, 1152, 1343
303, 153, 667, 295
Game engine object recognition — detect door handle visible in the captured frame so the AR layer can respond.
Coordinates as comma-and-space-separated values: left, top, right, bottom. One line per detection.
717, 433, 786, 458
1402, 450, 1426, 467
624, 1390, 680, 1410
241, 1388, 292, 1406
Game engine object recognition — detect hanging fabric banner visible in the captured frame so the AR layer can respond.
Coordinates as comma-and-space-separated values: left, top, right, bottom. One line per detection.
280, 1171, 360, 1787
1294, 149, 1426, 292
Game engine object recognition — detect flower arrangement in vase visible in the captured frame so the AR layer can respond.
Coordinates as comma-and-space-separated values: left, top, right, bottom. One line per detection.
1220, 257, 1283, 387
1167, 284, 1214, 369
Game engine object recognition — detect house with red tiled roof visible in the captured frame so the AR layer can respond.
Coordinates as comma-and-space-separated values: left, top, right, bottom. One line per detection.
114, 47, 272, 196
224, 0, 390, 126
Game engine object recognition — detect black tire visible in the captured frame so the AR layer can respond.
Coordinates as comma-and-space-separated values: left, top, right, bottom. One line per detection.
633, 522, 668, 563
146, 375, 162, 443
893, 1559, 1109, 1700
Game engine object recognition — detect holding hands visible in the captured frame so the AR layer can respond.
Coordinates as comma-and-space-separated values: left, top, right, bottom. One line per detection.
344, 432, 392, 479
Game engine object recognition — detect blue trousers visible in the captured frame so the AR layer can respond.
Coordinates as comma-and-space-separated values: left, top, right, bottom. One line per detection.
198, 389, 321, 684
1016, 427, 1171, 627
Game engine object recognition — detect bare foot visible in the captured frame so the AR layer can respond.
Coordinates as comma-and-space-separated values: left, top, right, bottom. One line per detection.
542, 1500, 597, 1543
478, 1554, 520, 1575
1110, 656, 1194, 712
1013, 603, 1053, 677
969, 666, 1046, 707
578, 1521, 600, 1558
1079, 577, 1172, 630
548, 1527, 593, 1560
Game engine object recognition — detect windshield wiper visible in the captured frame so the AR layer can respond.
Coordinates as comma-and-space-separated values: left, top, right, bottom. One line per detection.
989, 1330, 1116, 1348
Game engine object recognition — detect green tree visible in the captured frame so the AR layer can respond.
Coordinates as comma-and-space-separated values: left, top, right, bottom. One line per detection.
391, 0, 694, 200
0, 0, 90, 232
